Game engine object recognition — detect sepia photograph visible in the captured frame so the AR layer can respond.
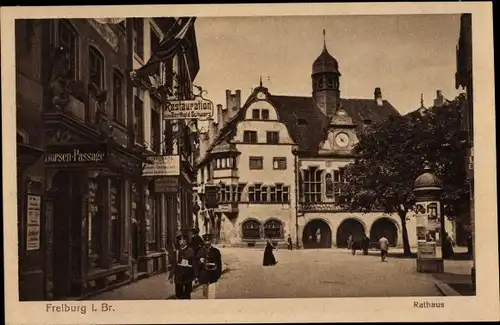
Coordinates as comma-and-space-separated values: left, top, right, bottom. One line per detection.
2, 2, 498, 324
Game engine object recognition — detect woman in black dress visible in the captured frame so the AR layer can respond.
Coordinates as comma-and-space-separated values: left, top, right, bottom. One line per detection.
263, 236, 278, 266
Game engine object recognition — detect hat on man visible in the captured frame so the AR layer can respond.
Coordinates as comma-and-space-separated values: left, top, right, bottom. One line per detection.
202, 233, 214, 241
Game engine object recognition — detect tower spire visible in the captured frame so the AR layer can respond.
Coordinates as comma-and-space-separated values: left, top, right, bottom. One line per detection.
420, 93, 424, 107
259, 75, 263, 87
323, 29, 327, 50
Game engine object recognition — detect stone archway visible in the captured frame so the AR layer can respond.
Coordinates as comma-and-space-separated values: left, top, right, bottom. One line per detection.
369, 217, 398, 247
336, 218, 365, 248
303, 219, 332, 249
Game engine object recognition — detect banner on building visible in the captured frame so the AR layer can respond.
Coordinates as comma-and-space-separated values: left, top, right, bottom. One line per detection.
164, 99, 214, 120
143, 155, 180, 177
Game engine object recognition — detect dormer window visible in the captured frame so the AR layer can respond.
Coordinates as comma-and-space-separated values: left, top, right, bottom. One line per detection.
243, 131, 258, 143
266, 131, 279, 144
262, 109, 269, 120
252, 109, 260, 119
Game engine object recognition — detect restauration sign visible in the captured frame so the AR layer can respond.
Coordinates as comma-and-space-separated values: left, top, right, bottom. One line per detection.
164, 99, 214, 121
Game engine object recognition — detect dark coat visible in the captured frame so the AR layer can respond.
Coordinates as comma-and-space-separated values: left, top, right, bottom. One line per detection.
191, 235, 203, 254
169, 247, 195, 284
195, 245, 222, 284
263, 241, 277, 266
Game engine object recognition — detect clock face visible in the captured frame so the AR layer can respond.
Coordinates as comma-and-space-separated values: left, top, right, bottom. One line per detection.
335, 132, 350, 148
256, 92, 266, 99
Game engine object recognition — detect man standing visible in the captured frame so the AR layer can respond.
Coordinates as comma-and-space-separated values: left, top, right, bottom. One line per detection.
287, 234, 293, 250
169, 235, 195, 299
191, 227, 203, 256
195, 233, 222, 299
378, 234, 390, 262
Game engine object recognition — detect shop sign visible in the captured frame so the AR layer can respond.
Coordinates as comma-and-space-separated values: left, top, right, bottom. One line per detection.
143, 155, 180, 177
218, 203, 232, 213
154, 176, 179, 193
164, 99, 214, 121
26, 195, 41, 251
45, 143, 107, 166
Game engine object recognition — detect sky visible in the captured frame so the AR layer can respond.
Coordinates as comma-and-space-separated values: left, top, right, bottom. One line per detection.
193, 14, 462, 117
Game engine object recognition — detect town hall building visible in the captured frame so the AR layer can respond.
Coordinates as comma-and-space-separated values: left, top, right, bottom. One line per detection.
197, 32, 420, 249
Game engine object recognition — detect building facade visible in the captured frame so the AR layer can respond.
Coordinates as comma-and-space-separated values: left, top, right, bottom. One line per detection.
16, 17, 200, 301
197, 36, 420, 249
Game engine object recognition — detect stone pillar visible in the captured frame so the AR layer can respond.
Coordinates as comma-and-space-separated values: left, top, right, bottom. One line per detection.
413, 162, 444, 273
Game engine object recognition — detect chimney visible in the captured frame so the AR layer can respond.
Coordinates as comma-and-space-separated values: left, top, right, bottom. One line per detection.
225, 89, 241, 123
374, 87, 383, 107
217, 104, 225, 126
208, 118, 218, 142
434, 89, 445, 107
198, 128, 211, 162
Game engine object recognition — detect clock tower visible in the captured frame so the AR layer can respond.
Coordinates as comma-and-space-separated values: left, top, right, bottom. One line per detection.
312, 30, 341, 116
318, 105, 359, 155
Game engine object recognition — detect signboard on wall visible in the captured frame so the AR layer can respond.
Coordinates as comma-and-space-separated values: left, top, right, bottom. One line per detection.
164, 99, 214, 121
45, 143, 108, 166
154, 176, 179, 193
143, 155, 180, 177
26, 195, 41, 251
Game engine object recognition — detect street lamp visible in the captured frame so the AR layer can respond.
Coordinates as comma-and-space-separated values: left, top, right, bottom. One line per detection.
292, 145, 302, 249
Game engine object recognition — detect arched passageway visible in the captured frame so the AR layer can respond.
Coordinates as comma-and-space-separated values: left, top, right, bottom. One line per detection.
369, 218, 398, 247
336, 219, 365, 248
303, 219, 332, 249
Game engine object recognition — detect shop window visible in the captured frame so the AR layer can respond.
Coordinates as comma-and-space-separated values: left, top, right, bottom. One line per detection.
89, 46, 104, 90
110, 179, 121, 264
249, 156, 263, 170
57, 19, 78, 80
242, 219, 261, 239
303, 167, 323, 203
266, 131, 279, 144
243, 130, 258, 144
264, 219, 283, 239
273, 157, 287, 170
87, 178, 100, 269
113, 70, 125, 124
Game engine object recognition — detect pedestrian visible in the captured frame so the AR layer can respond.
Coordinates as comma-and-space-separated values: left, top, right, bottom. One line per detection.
263, 236, 278, 266
443, 232, 455, 260
347, 234, 353, 251
378, 233, 390, 262
287, 234, 293, 250
195, 233, 222, 299
362, 234, 370, 255
351, 236, 359, 255
168, 235, 195, 299
191, 227, 203, 255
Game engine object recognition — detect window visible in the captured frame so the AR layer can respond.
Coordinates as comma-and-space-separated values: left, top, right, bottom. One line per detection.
327, 78, 333, 88
325, 173, 334, 198
270, 184, 290, 203
134, 95, 144, 144
151, 108, 161, 153
333, 168, 347, 203
242, 220, 261, 239
113, 70, 125, 123
58, 20, 78, 80
218, 183, 243, 203
262, 109, 270, 120
214, 157, 235, 170
264, 220, 283, 239
261, 186, 268, 202
303, 167, 323, 203
110, 179, 121, 264
266, 131, 279, 144
145, 190, 157, 251
132, 18, 144, 59
248, 184, 264, 202
89, 46, 104, 89
249, 156, 263, 170
273, 157, 287, 170
252, 109, 260, 119
243, 131, 258, 143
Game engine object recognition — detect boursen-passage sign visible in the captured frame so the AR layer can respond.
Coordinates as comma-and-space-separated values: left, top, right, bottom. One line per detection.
143, 155, 180, 177
44, 143, 108, 166
164, 98, 214, 120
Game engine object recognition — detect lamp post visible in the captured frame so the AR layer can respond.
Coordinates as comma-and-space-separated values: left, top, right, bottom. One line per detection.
292, 146, 301, 249
413, 161, 444, 273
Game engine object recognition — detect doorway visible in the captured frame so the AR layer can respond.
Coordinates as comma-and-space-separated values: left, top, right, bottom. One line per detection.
303, 219, 332, 249
369, 218, 398, 247
336, 218, 365, 248
51, 171, 83, 299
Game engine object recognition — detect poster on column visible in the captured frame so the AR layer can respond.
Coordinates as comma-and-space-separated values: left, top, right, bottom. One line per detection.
26, 195, 41, 250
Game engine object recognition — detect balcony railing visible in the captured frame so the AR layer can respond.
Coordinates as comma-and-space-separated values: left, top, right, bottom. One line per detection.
298, 202, 344, 212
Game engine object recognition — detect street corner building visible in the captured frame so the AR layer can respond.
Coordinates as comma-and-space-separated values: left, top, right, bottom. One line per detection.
16, 17, 200, 301
195, 33, 430, 249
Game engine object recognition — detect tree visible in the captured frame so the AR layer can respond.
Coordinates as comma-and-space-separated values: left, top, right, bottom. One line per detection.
339, 100, 469, 256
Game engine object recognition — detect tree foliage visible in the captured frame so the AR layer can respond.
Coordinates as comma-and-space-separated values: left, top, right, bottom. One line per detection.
339, 99, 470, 255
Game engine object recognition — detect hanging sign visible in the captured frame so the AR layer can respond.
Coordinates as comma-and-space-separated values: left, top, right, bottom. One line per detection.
143, 155, 180, 177
164, 99, 214, 121
154, 176, 179, 193
26, 195, 41, 251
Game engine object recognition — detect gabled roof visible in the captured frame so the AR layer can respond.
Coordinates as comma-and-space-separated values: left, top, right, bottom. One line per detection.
199, 92, 400, 165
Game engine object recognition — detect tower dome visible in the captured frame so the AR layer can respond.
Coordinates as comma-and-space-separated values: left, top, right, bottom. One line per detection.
312, 30, 340, 75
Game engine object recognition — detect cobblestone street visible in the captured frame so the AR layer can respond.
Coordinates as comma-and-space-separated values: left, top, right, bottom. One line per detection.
89, 247, 472, 300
